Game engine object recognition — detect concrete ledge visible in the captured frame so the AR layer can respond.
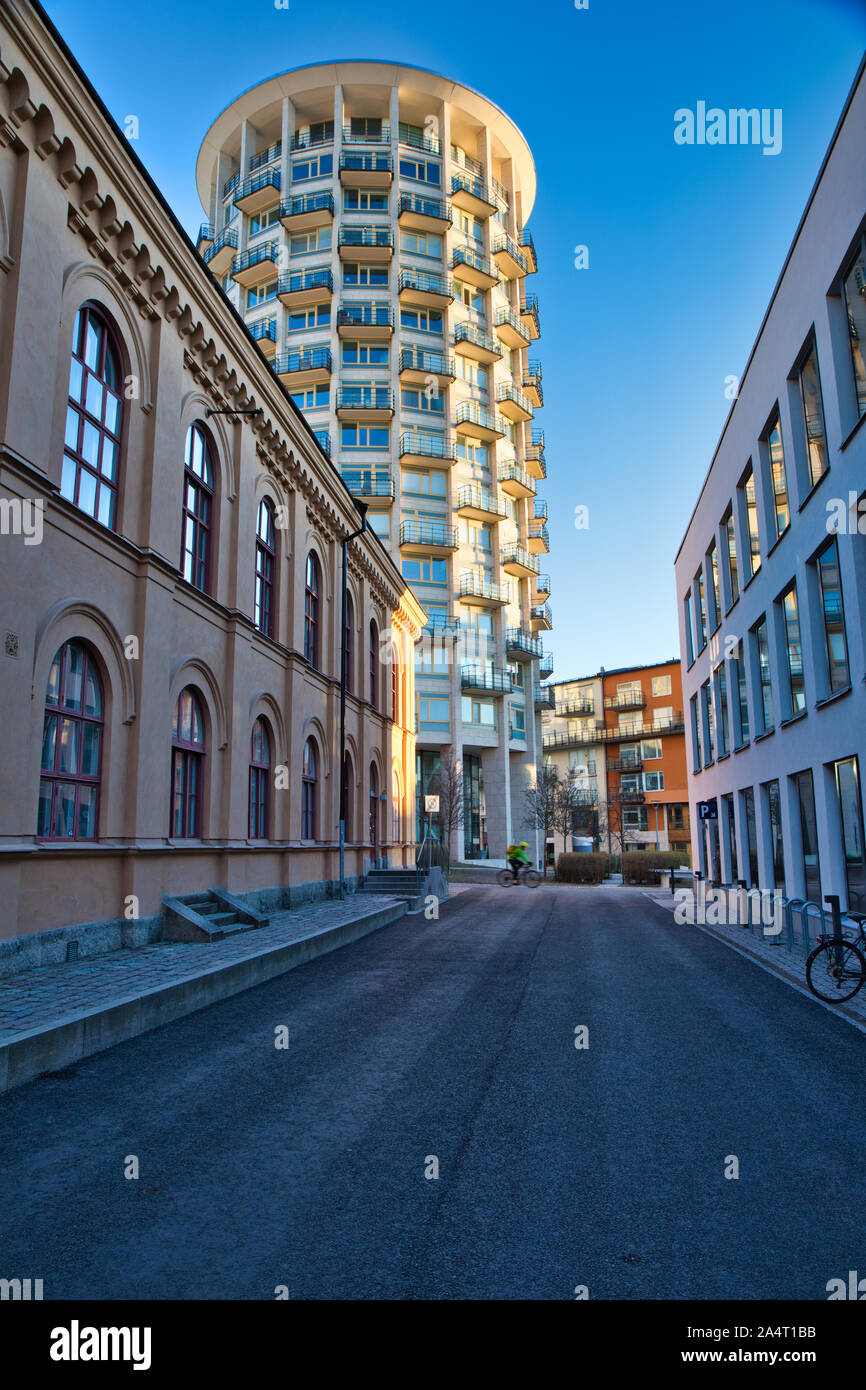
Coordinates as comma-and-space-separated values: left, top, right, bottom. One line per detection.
0, 899, 405, 1094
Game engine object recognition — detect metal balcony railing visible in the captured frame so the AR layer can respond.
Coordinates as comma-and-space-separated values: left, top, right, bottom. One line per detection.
291, 128, 334, 149
535, 685, 556, 710
398, 269, 454, 298
313, 429, 330, 456
496, 384, 533, 415
556, 698, 594, 716
278, 268, 333, 296
456, 486, 508, 519
399, 194, 452, 222
342, 124, 391, 144
337, 303, 394, 329
274, 347, 332, 374
455, 403, 506, 435
231, 242, 279, 276
492, 234, 528, 272
450, 247, 499, 281
501, 544, 540, 573
398, 123, 440, 154
543, 728, 604, 751
337, 386, 394, 411
520, 295, 540, 330
461, 665, 513, 693
530, 603, 552, 627
344, 474, 395, 498
203, 227, 238, 263
400, 433, 458, 462
340, 151, 393, 173
458, 575, 512, 604
249, 319, 277, 344
498, 464, 536, 493
452, 323, 501, 356
517, 228, 537, 269
279, 192, 335, 219
495, 307, 529, 339
451, 148, 484, 177
400, 520, 459, 548
506, 628, 543, 657
534, 498, 548, 521
249, 140, 281, 172
604, 692, 647, 711
234, 169, 281, 202
399, 348, 455, 378
608, 757, 644, 772
535, 573, 551, 596
528, 519, 549, 546
197, 222, 214, 245
451, 173, 499, 208
339, 226, 394, 250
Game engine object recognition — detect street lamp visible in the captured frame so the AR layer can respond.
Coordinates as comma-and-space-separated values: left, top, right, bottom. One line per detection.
339, 499, 368, 900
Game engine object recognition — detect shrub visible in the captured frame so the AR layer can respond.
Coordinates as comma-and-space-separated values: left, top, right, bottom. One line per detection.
620, 850, 689, 886
556, 852, 607, 884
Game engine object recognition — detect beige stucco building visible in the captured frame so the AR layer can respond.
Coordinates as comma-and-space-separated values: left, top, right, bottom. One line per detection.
0, 1, 426, 956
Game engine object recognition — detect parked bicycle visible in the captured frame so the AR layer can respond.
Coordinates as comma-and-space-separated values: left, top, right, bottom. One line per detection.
805, 911, 866, 1002
497, 864, 542, 889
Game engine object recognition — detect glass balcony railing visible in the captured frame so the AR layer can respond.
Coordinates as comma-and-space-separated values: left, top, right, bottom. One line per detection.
535, 684, 556, 710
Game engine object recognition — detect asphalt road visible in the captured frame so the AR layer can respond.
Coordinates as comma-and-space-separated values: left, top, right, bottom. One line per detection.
2, 885, 865, 1300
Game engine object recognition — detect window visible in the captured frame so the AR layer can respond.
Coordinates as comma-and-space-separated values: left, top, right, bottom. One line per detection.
462, 697, 496, 726
401, 385, 445, 414
392, 771, 401, 843
302, 738, 318, 839
369, 620, 378, 707
765, 412, 789, 539
399, 155, 440, 185
779, 582, 805, 715
797, 339, 829, 488
455, 437, 490, 470
249, 206, 281, 236
399, 230, 443, 259
37, 640, 103, 841
419, 695, 450, 729
369, 762, 380, 858
701, 680, 714, 763
290, 227, 331, 256
246, 279, 279, 309
392, 653, 399, 723
455, 279, 485, 316
683, 590, 695, 665
249, 718, 271, 838
707, 541, 720, 631
401, 554, 448, 584
365, 509, 390, 539
62, 304, 123, 529
795, 769, 821, 900
459, 519, 492, 550
171, 688, 205, 838
344, 188, 388, 213
288, 304, 330, 332
291, 384, 330, 412
181, 423, 214, 593
342, 261, 388, 288
841, 237, 866, 419
733, 644, 750, 744
816, 538, 850, 693
742, 787, 758, 888
291, 153, 333, 181
753, 616, 773, 732
834, 758, 866, 908
651, 675, 671, 697
739, 463, 761, 579
715, 662, 729, 756
304, 552, 320, 668
722, 506, 739, 606
764, 779, 785, 889
690, 694, 702, 771
623, 807, 649, 831
307, 120, 334, 145
254, 499, 276, 637
644, 771, 665, 792
641, 739, 662, 760
510, 705, 526, 739
401, 467, 446, 497
399, 305, 443, 333
695, 570, 707, 651
341, 424, 389, 449
723, 794, 738, 881
345, 592, 354, 694
342, 340, 389, 367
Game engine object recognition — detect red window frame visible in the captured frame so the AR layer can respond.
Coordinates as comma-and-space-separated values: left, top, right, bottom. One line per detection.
369, 620, 378, 707
37, 640, 103, 841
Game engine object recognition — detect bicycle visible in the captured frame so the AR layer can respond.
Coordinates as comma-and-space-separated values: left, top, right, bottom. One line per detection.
805, 912, 866, 1002
497, 864, 542, 889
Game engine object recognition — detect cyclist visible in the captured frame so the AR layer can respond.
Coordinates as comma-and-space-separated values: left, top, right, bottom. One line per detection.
507, 841, 531, 882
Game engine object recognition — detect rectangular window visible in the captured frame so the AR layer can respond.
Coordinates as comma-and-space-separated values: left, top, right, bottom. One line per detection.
722, 506, 739, 606
733, 646, 750, 744
287, 304, 330, 332
246, 279, 279, 309
695, 570, 707, 651
690, 693, 702, 771
834, 757, 866, 909
510, 705, 526, 737
341, 424, 389, 450
399, 230, 443, 259
715, 662, 729, 756
308, 120, 334, 145
399, 155, 441, 185
343, 188, 388, 213
701, 680, 714, 763
765, 412, 790, 539
455, 436, 490, 470
842, 237, 866, 420
292, 153, 333, 181
418, 696, 450, 729
401, 555, 448, 584
780, 582, 805, 715
401, 385, 445, 415
415, 640, 450, 676
400, 305, 444, 334
740, 463, 761, 579
723, 793, 738, 882
401, 468, 446, 497
290, 226, 331, 256
742, 787, 758, 888
249, 206, 281, 235
462, 697, 496, 726
290, 383, 329, 412
707, 541, 721, 632
650, 676, 670, 698
342, 262, 388, 287
342, 340, 389, 366
764, 779, 785, 889
684, 590, 695, 665
623, 807, 649, 831
798, 338, 829, 488
816, 537, 850, 693
644, 771, 665, 791
641, 739, 662, 760
459, 519, 492, 550
795, 769, 821, 901
752, 616, 773, 732
366, 510, 390, 538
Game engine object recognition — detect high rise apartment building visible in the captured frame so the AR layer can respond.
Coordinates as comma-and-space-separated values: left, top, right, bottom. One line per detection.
194, 61, 550, 861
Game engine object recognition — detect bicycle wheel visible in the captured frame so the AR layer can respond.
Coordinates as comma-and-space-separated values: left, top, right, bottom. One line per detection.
497, 868, 515, 887
523, 869, 542, 888
806, 939, 866, 1002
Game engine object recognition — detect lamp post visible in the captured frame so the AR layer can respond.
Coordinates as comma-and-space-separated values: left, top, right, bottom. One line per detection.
339, 500, 368, 900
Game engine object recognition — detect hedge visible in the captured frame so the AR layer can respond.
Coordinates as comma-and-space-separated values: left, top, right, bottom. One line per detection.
556, 852, 608, 884
620, 850, 690, 885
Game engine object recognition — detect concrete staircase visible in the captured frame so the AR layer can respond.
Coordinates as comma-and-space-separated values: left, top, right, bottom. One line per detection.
357, 868, 425, 911
162, 888, 271, 943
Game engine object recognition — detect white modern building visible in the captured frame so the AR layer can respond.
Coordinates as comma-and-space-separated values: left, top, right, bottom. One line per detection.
675, 57, 866, 911
194, 61, 551, 862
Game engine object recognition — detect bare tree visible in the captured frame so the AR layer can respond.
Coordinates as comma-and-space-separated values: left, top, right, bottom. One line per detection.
427, 747, 463, 862
598, 792, 643, 859
523, 762, 560, 875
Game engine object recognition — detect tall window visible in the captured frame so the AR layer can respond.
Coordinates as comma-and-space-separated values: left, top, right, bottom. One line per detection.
722, 506, 739, 606
742, 787, 758, 888
834, 758, 866, 909
722, 794, 738, 882
171, 688, 205, 837
182, 424, 214, 593
753, 616, 773, 732
62, 304, 123, 529
683, 590, 695, 665
816, 538, 850, 693
302, 738, 318, 839
701, 680, 714, 763
690, 693, 702, 771
707, 542, 720, 632
841, 237, 866, 420
392, 652, 399, 723
765, 413, 789, 539
392, 771, 401, 843
304, 552, 321, 668
341, 753, 353, 841
345, 592, 354, 693
254, 499, 276, 637
740, 463, 761, 580
249, 718, 271, 838
798, 339, 829, 488
795, 769, 821, 901
734, 645, 750, 744
695, 570, 707, 651
780, 582, 805, 715
369, 620, 378, 707
715, 662, 729, 757
37, 640, 103, 841
369, 761, 379, 860
765, 779, 785, 889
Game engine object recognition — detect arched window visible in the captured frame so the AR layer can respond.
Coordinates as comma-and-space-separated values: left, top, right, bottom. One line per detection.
342, 751, 353, 842
345, 592, 354, 694
254, 499, 276, 637
304, 552, 321, 668
392, 647, 399, 723
369, 620, 378, 708
37, 640, 103, 840
171, 687, 205, 837
181, 423, 214, 593
61, 304, 123, 529
392, 770, 400, 843
369, 761, 379, 862
302, 738, 318, 839
249, 717, 271, 838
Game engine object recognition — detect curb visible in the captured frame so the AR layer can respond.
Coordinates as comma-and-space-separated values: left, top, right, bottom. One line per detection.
0, 900, 406, 1094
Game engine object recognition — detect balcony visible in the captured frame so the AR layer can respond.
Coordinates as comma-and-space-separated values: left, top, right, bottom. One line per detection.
450, 247, 499, 290
456, 486, 508, 522
400, 520, 459, 552
452, 322, 502, 364
273, 347, 332, 387
398, 194, 452, 233
530, 603, 552, 632
203, 226, 238, 276
498, 463, 535, 499
399, 347, 456, 387
313, 429, 331, 457
458, 575, 512, 607
279, 192, 335, 231
398, 269, 454, 308
233, 169, 282, 214
534, 498, 548, 521
248, 140, 281, 173
604, 691, 647, 712
517, 228, 538, 274
343, 472, 395, 502
249, 318, 277, 357
338, 225, 394, 262
496, 383, 533, 423
543, 728, 604, 751
604, 714, 685, 741
231, 240, 280, 286
523, 361, 543, 408
520, 295, 541, 340
342, 123, 390, 145
339, 150, 393, 187
277, 268, 333, 307
399, 432, 457, 467
608, 757, 644, 773
527, 518, 549, 553
501, 543, 539, 579
454, 402, 506, 442
538, 652, 554, 680
535, 684, 556, 711
492, 233, 528, 279
556, 697, 594, 717
290, 129, 334, 150
495, 307, 531, 349
336, 302, 394, 338
461, 665, 513, 694
422, 609, 462, 635
196, 223, 214, 252
534, 572, 551, 598
524, 442, 546, 479
450, 173, 498, 218
506, 627, 542, 660
336, 385, 395, 422
613, 789, 646, 805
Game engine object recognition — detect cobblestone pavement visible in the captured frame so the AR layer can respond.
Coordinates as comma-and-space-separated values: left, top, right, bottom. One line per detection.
644, 887, 866, 1028
0, 895, 403, 1042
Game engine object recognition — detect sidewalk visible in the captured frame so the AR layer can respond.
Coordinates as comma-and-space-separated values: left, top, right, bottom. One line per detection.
0, 894, 408, 1093
644, 887, 866, 1031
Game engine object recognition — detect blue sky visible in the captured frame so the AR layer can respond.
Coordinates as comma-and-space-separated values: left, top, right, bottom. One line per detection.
42, 0, 866, 680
